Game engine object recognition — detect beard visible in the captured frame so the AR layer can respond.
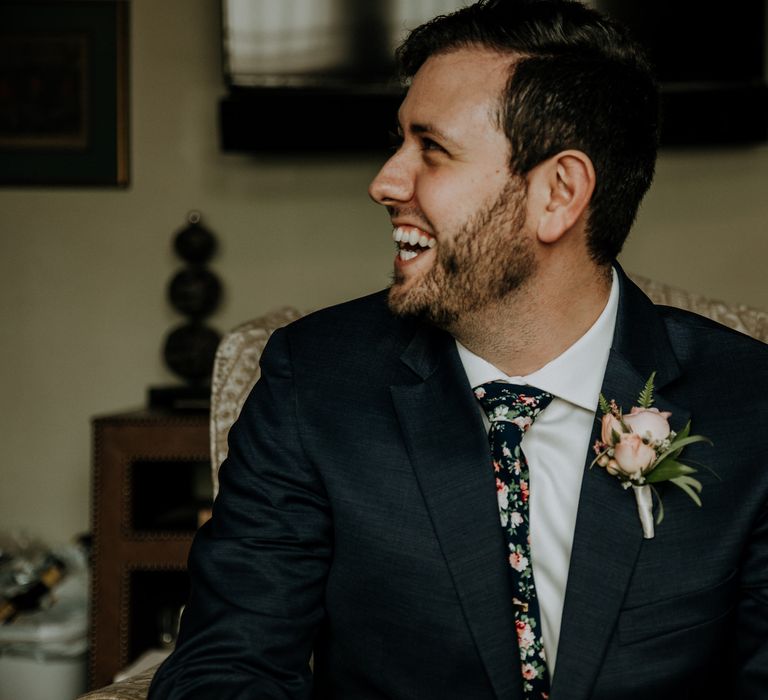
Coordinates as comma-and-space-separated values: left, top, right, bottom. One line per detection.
388, 176, 537, 328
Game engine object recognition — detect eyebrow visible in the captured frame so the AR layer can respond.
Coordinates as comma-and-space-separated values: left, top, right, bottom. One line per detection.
404, 121, 460, 150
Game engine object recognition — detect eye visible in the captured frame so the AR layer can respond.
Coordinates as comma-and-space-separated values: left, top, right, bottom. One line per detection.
421, 137, 447, 155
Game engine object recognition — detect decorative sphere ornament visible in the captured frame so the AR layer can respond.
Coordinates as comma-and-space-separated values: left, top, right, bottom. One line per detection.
169, 268, 221, 318
148, 211, 224, 410
163, 323, 221, 383
173, 211, 217, 264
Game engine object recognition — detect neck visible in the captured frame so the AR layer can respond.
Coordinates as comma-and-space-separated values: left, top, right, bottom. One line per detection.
448, 262, 613, 377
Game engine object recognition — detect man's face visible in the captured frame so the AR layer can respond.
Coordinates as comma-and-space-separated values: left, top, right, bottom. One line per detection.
368, 47, 537, 328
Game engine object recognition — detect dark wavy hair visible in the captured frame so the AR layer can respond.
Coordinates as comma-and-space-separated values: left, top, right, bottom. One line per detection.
397, 0, 660, 265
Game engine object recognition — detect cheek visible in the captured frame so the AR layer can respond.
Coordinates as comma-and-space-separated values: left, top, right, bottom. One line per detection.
415, 175, 474, 231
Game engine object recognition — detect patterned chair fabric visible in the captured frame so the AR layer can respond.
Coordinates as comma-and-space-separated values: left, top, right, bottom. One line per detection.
77, 274, 766, 699
209, 306, 304, 498
78, 667, 157, 700
632, 274, 766, 341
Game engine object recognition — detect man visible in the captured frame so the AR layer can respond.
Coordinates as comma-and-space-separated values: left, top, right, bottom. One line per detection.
150, 1, 768, 698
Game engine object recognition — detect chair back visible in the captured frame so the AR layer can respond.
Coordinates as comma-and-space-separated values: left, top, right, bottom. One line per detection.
210, 307, 303, 497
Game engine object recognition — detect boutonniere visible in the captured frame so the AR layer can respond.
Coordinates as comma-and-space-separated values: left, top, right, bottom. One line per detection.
591, 372, 712, 539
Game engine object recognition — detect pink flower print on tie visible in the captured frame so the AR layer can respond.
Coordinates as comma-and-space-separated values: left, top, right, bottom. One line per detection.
474, 382, 554, 700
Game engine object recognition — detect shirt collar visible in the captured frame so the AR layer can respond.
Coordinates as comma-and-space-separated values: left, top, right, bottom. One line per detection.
456, 267, 619, 411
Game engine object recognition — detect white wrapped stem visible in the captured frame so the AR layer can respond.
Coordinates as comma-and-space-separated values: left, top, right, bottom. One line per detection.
632, 484, 655, 539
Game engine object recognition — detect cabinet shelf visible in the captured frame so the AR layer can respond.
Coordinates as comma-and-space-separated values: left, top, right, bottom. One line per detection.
89, 410, 210, 689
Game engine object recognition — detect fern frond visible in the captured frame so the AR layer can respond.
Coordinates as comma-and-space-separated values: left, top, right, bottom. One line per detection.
637, 371, 657, 408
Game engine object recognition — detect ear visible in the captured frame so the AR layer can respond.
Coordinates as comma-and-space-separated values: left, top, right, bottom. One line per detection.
527, 150, 595, 244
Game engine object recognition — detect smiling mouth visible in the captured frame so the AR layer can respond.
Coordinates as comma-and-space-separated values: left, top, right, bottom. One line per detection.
392, 225, 436, 261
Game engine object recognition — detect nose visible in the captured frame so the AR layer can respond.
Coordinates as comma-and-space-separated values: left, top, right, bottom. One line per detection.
368, 151, 414, 207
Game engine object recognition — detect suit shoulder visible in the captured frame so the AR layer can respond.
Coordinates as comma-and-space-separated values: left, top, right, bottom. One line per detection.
278, 289, 417, 361
284, 289, 393, 334
658, 304, 766, 354
657, 305, 767, 397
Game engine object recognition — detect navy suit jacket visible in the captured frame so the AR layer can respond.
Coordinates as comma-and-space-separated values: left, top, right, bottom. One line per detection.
150, 269, 768, 699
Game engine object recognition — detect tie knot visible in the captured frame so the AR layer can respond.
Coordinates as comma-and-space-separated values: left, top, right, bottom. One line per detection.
473, 382, 553, 432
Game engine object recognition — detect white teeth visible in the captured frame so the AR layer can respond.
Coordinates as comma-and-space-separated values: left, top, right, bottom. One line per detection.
391, 226, 437, 250
399, 249, 419, 261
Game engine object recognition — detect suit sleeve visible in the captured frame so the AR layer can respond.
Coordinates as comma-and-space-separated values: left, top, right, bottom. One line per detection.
149, 327, 331, 700
732, 343, 768, 698
736, 495, 768, 697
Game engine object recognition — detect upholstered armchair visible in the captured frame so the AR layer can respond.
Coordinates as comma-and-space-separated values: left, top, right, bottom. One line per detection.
77, 276, 766, 700
77, 307, 303, 700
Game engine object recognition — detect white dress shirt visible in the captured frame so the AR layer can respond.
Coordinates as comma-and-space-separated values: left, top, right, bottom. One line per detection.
456, 268, 619, 672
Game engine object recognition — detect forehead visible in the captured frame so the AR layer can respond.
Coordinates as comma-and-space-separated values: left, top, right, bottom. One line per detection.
399, 47, 515, 141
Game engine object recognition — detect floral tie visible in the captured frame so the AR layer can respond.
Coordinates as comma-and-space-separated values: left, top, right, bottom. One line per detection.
474, 382, 554, 700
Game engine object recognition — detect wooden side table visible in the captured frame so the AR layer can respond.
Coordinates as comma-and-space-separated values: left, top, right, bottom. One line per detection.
88, 410, 211, 689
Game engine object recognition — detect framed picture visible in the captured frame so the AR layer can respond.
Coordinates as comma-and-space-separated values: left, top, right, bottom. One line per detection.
0, 0, 129, 186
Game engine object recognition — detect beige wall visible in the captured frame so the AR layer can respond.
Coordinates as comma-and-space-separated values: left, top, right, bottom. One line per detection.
0, 0, 766, 543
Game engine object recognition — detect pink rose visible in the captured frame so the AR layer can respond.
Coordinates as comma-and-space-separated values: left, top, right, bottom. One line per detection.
509, 552, 529, 572
613, 433, 656, 478
601, 413, 625, 445
623, 406, 672, 443
518, 624, 535, 649
522, 663, 537, 680
512, 416, 532, 432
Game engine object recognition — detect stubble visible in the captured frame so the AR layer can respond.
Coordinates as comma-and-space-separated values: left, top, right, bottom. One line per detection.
388, 176, 537, 329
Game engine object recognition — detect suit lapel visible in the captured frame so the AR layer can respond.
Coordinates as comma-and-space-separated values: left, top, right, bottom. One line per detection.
551, 270, 690, 700
386, 269, 693, 699
390, 325, 523, 700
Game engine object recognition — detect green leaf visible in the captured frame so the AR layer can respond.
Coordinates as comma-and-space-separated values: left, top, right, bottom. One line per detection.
645, 459, 697, 483
637, 371, 657, 408
670, 475, 703, 506
657, 435, 712, 466
675, 421, 691, 442
668, 422, 691, 459
693, 461, 721, 482
677, 474, 703, 493
651, 485, 664, 525
598, 393, 611, 415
